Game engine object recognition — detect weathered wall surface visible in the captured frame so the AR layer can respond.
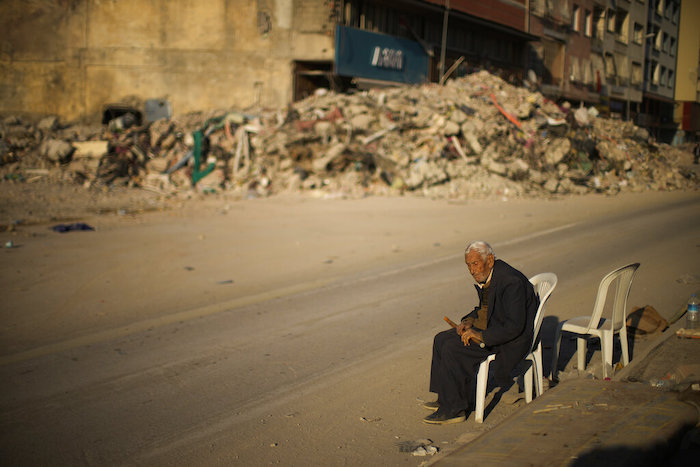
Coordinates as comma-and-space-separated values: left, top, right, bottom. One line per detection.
675, 0, 700, 102
0, 0, 334, 122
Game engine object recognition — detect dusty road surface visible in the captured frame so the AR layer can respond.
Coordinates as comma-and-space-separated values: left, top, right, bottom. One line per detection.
1, 189, 699, 465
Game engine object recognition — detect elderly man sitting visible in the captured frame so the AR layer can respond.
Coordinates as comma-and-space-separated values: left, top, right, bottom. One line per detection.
424, 241, 538, 424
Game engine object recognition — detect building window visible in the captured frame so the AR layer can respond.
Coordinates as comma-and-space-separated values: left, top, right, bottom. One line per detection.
633, 23, 643, 44
652, 61, 660, 85
673, 1, 679, 23
607, 8, 615, 33
593, 6, 605, 40
660, 66, 667, 86
572, 5, 580, 32
543, 0, 554, 16
662, 32, 669, 53
605, 53, 615, 78
584, 10, 592, 37
614, 8, 629, 43
644, 61, 650, 84
615, 53, 628, 82
632, 62, 643, 86
670, 37, 676, 56
656, 0, 664, 17
667, 69, 674, 88
653, 27, 661, 50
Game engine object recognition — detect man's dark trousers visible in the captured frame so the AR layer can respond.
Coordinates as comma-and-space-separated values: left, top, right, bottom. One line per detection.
430, 329, 492, 415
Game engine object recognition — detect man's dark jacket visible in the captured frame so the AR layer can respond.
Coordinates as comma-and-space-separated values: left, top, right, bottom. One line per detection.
461, 259, 539, 385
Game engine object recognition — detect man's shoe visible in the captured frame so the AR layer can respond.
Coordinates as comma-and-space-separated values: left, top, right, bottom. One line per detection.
422, 400, 440, 411
422, 409, 466, 425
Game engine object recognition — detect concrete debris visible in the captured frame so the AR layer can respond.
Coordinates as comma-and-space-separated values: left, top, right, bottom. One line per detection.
412, 445, 438, 456
1, 71, 697, 200
39, 139, 75, 164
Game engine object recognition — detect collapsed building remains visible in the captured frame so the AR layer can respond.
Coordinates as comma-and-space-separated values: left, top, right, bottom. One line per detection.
1, 72, 697, 202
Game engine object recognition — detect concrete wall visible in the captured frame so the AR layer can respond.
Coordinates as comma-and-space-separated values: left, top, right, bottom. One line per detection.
0, 0, 335, 122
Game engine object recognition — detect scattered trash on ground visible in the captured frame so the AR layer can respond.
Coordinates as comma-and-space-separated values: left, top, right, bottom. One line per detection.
649, 363, 700, 391
677, 328, 700, 340
50, 223, 95, 233
411, 444, 438, 456
359, 416, 381, 422
397, 438, 439, 456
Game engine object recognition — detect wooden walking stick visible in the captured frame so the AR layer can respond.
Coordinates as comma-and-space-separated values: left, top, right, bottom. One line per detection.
443, 316, 485, 348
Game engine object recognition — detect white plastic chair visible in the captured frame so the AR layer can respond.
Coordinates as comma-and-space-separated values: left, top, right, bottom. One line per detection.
474, 272, 558, 424
551, 263, 639, 380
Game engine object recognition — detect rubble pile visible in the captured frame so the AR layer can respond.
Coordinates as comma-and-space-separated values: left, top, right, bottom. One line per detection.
1, 71, 696, 201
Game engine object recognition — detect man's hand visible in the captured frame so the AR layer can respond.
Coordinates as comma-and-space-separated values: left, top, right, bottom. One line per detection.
456, 318, 474, 336
460, 328, 484, 347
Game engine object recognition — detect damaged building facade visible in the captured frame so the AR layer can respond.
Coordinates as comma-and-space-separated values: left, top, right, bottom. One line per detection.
528, 0, 691, 144
0, 1, 697, 143
0, 0, 535, 120
0, 0, 341, 121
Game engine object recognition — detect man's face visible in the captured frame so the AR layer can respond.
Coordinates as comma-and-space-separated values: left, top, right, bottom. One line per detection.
465, 250, 494, 284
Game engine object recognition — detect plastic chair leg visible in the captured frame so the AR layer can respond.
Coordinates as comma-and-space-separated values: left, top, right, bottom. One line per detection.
619, 326, 630, 366
576, 337, 587, 371
524, 365, 533, 403
474, 358, 491, 424
601, 332, 613, 379
533, 344, 543, 397
551, 324, 563, 380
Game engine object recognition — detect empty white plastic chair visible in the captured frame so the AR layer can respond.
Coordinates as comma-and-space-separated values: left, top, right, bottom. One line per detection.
474, 272, 558, 423
551, 263, 639, 380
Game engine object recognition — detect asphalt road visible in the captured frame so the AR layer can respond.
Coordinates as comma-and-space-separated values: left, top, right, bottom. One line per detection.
1, 194, 698, 465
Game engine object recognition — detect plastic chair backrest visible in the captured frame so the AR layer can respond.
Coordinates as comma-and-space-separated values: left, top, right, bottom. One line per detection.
585, 263, 640, 332
528, 272, 558, 352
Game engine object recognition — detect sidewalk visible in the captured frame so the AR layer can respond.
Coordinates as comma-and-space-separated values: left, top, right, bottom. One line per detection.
433, 319, 700, 466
